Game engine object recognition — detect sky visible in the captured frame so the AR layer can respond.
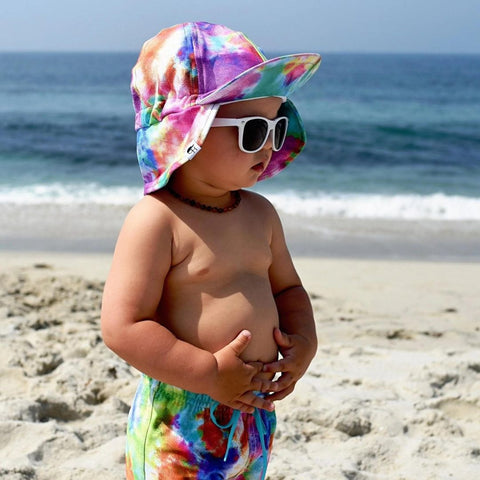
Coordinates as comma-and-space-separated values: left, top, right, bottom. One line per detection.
1, 0, 479, 54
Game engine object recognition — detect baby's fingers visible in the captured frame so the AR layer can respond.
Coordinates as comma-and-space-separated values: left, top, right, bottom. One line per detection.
262, 358, 288, 373
271, 372, 294, 392
229, 400, 256, 414
266, 383, 295, 402
238, 392, 275, 412
246, 361, 264, 375
251, 375, 279, 394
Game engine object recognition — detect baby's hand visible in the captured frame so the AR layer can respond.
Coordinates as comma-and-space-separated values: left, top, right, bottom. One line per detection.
210, 330, 275, 413
262, 327, 316, 401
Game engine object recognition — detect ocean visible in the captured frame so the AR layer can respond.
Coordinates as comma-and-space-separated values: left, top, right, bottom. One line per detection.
1, 52, 479, 257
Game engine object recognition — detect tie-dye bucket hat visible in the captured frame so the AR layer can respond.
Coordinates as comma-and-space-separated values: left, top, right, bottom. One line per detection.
131, 22, 321, 194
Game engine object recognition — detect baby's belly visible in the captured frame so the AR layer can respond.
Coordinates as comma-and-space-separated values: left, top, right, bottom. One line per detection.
159, 280, 279, 364
197, 293, 279, 363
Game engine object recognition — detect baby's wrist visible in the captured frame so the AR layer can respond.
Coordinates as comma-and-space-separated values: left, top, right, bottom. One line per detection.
196, 352, 220, 397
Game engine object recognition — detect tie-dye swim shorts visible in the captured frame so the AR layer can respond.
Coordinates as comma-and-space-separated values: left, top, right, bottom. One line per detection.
126, 375, 276, 480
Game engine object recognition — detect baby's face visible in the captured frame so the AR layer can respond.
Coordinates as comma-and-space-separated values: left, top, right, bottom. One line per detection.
185, 97, 284, 191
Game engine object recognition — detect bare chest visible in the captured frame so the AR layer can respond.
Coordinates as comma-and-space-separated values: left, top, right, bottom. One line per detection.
169, 210, 272, 284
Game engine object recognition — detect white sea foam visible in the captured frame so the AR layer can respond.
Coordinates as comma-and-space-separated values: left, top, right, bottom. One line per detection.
0, 183, 143, 206
265, 191, 480, 221
1, 183, 480, 221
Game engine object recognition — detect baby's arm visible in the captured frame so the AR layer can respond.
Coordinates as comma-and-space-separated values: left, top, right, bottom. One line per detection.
101, 197, 274, 413
263, 206, 317, 401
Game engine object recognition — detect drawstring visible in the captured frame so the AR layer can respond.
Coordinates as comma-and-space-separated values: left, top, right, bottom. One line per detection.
253, 407, 268, 480
210, 402, 268, 480
210, 403, 241, 462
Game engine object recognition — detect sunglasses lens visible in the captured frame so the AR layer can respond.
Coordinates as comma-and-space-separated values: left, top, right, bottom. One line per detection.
242, 119, 268, 152
274, 118, 288, 150
240, 117, 289, 152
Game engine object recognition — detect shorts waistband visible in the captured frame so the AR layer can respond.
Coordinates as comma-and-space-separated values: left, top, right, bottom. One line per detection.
143, 375, 219, 410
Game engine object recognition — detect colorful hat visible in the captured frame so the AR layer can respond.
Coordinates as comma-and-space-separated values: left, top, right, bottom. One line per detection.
131, 22, 321, 194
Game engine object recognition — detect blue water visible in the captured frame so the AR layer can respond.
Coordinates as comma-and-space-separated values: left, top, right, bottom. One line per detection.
1, 52, 479, 220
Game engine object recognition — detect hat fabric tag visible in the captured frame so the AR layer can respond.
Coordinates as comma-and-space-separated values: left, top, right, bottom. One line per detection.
186, 142, 201, 160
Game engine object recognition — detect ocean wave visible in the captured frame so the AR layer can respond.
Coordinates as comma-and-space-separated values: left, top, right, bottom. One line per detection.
1, 183, 480, 221
0, 183, 143, 206
265, 191, 480, 221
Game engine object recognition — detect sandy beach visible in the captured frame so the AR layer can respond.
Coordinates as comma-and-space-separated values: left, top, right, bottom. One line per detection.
1, 250, 480, 479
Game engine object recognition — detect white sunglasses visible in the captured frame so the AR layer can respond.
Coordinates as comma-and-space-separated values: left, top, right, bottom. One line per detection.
211, 116, 289, 153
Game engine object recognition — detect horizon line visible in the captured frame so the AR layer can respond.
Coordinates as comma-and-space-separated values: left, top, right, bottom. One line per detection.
1, 49, 480, 56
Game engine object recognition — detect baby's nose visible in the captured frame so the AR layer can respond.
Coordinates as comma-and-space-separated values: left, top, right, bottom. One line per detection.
262, 129, 274, 150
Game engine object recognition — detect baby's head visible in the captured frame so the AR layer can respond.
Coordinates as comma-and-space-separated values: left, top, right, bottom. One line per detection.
131, 22, 321, 194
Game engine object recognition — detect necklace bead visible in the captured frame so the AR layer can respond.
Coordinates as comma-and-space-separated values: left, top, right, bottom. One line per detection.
167, 187, 241, 213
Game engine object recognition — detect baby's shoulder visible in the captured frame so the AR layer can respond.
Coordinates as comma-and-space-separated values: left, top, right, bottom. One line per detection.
113, 192, 176, 260
241, 190, 280, 222
123, 191, 176, 234
241, 190, 275, 212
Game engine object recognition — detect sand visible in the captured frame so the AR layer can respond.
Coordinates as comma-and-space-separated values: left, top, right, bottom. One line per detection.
1, 252, 480, 479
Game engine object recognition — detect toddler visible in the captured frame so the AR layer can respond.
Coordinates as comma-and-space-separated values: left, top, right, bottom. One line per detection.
101, 21, 320, 480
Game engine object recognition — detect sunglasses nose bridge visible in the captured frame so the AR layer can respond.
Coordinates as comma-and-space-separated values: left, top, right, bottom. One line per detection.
262, 125, 275, 149
259, 120, 279, 151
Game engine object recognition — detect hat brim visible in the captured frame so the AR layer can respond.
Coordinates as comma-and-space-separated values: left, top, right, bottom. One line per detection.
197, 53, 321, 105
